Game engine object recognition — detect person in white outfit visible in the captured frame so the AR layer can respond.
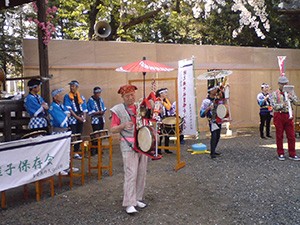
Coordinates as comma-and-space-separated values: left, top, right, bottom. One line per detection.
110, 84, 148, 214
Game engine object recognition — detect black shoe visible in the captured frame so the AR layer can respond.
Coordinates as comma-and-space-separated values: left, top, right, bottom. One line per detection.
157, 149, 162, 155
266, 135, 272, 138
215, 152, 221, 156
91, 149, 97, 156
165, 150, 173, 154
211, 154, 216, 159
261, 136, 266, 139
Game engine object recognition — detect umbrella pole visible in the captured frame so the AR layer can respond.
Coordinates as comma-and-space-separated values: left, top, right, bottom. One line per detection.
143, 72, 146, 99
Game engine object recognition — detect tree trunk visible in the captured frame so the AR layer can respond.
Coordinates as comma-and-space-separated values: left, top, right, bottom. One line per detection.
36, 0, 50, 103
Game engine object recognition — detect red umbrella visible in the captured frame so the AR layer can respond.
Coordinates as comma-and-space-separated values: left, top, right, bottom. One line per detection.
116, 57, 174, 73
116, 57, 174, 98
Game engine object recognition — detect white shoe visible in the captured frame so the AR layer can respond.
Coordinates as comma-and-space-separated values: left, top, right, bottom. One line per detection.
289, 155, 300, 161
59, 170, 69, 176
126, 206, 138, 214
72, 167, 79, 172
73, 153, 82, 160
137, 201, 147, 208
278, 155, 285, 161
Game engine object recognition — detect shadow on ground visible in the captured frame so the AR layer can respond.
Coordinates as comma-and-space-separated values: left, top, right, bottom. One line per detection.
1, 128, 300, 225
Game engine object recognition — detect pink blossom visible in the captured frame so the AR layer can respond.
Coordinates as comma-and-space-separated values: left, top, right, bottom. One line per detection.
32, 2, 38, 12
52, 6, 58, 13
28, 1, 58, 46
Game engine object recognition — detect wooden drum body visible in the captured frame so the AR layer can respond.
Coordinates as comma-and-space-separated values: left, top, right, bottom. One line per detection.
161, 116, 184, 135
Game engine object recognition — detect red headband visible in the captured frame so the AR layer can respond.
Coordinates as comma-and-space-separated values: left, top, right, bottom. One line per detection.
118, 85, 138, 96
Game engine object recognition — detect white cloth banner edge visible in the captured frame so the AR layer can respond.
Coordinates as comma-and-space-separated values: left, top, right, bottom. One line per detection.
0, 132, 71, 192
178, 59, 197, 136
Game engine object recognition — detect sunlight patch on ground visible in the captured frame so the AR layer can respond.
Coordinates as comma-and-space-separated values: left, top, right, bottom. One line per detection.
260, 142, 300, 150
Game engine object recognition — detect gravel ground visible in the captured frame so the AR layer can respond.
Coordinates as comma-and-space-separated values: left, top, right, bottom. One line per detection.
1, 128, 300, 225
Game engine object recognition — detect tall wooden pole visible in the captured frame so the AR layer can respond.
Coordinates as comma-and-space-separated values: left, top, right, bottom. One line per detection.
36, 0, 50, 103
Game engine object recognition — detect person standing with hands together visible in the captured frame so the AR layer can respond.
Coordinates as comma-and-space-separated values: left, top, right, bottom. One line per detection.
200, 85, 224, 159
110, 84, 148, 214
257, 83, 273, 139
87, 86, 107, 156
87, 86, 107, 131
24, 78, 49, 133
270, 76, 299, 161
64, 80, 87, 160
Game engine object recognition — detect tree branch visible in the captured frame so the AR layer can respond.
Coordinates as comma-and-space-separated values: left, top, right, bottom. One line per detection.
88, 0, 103, 40
123, 8, 163, 30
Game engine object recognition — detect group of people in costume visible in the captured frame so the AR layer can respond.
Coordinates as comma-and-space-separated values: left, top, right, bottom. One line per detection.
24, 72, 299, 215
200, 75, 299, 161
256, 76, 299, 160
24, 79, 107, 164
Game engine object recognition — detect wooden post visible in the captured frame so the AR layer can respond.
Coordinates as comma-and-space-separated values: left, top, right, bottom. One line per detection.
36, 0, 50, 103
1, 191, 6, 209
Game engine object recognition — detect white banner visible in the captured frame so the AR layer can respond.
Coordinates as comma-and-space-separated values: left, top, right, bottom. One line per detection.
178, 59, 197, 135
0, 132, 71, 192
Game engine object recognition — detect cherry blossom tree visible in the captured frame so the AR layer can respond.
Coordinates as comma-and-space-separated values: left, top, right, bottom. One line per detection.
179, 0, 270, 39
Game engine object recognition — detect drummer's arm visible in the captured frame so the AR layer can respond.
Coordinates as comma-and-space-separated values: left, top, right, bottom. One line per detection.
217, 89, 225, 99
163, 98, 172, 110
200, 100, 212, 118
290, 93, 298, 105
200, 107, 211, 118
110, 113, 133, 133
270, 91, 284, 111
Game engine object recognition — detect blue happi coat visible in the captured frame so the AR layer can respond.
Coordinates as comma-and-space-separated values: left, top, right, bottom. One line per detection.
87, 96, 106, 124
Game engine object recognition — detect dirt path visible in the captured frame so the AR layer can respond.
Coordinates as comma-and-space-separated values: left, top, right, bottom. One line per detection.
1, 129, 300, 225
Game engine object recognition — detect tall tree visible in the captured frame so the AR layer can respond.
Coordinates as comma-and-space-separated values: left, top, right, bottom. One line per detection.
54, 0, 299, 48
0, 7, 24, 79
1, 0, 300, 91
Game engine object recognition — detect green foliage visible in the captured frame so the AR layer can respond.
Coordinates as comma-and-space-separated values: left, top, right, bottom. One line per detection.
1, 0, 299, 81
5, 0, 297, 48
0, 7, 25, 78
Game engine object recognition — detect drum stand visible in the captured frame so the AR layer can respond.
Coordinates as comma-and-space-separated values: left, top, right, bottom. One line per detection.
129, 77, 185, 170
157, 116, 186, 171
154, 121, 159, 157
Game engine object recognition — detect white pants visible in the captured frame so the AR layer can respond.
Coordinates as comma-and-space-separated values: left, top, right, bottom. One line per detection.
122, 151, 148, 207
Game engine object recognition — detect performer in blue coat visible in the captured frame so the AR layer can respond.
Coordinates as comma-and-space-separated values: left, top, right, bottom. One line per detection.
64, 80, 87, 159
87, 86, 107, 131
49, 88, 79, 175
87, 86, 107, 156
49, 88, 70, 134
24, 78, 49, 132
